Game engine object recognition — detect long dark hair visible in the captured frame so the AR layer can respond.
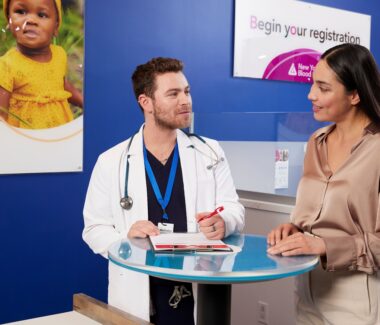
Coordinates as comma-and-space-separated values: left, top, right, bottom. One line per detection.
321, 43, 380, 124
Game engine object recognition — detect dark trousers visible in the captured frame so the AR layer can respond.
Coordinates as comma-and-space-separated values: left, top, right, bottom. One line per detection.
150, 277, 195, 325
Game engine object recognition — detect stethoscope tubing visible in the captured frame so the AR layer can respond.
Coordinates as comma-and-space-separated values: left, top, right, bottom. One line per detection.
119, 131, 222, 210
119, 134, 135, 210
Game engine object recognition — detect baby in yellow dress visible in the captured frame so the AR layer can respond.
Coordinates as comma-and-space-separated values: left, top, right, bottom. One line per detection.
0, 0, 83, 129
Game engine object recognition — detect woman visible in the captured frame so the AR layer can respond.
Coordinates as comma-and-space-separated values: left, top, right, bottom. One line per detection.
267, 43, 380, 324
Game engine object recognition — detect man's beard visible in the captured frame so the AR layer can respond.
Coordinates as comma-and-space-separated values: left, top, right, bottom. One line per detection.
153, 107, 192, 130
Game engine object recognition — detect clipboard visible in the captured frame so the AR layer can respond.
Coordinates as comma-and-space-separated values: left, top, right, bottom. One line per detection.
149, 232, 232, 253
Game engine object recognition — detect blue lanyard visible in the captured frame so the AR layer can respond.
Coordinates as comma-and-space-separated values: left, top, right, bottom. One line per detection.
143, 142, 179, 221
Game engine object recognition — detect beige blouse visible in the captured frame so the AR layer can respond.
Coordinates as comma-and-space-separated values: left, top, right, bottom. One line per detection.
291, 123, 380, 274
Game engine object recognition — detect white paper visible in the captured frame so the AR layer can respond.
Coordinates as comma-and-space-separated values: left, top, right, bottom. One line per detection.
149, 232, 231, 252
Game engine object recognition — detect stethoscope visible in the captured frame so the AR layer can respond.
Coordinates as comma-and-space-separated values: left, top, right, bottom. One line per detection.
119, 131, 224, 210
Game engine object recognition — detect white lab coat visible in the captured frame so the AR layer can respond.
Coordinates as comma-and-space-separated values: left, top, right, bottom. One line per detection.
83, 125, 245, 322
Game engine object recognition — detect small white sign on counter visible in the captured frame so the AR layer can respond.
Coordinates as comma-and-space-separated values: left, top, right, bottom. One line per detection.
274, 149, 289, 189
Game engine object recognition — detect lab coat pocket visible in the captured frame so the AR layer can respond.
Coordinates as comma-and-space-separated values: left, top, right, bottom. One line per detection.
108, 262, 150, 321
108, 262, 127, 305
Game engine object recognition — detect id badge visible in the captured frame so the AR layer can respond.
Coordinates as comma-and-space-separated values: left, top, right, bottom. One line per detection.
158, 222, 174, 233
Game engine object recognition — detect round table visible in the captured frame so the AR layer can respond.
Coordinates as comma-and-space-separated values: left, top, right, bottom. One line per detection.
108, 234, 319, 325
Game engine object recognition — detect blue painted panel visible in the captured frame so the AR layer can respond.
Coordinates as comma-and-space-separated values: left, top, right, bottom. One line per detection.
0, 0, 379, 322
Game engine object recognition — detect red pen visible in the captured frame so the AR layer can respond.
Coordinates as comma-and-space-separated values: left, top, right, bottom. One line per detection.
197, 206, 224, 222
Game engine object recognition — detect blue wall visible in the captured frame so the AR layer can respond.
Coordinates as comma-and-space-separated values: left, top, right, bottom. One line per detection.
1, 0, 379, 322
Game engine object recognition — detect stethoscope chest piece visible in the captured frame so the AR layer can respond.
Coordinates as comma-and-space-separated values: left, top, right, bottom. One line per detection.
120, 196, 133, 210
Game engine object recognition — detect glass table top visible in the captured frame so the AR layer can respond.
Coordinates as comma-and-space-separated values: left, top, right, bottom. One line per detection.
108, 234, 319, 284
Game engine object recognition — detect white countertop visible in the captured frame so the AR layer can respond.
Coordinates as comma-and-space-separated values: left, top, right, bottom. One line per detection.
4, 311, 100, 325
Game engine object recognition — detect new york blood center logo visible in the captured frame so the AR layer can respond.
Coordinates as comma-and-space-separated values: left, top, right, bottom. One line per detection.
262, 49, 321, 83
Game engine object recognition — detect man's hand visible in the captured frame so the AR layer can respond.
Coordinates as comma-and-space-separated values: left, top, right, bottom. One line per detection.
267, 223, 300, 246
196, 212, 225, 240
267, 232, 326, 256
127, 220, 160, 238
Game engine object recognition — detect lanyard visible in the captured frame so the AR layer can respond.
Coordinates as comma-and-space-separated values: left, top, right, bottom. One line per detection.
143, 142, 179, 221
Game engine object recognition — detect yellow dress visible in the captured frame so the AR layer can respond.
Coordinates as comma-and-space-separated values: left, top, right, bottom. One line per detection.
0, 45, 74, 129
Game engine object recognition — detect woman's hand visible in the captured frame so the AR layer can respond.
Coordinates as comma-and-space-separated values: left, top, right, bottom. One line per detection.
267, 223, 300, 246
267, 232, 326, 256
127, 220, 160, 238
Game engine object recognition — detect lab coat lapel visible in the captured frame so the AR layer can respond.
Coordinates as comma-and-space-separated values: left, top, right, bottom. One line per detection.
120, 126, 150, 320
177, 130, 197, 232
126, 126, 148, 225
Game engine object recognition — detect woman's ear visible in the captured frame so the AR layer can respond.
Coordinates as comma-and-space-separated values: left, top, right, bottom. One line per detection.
350, 90, 360, 106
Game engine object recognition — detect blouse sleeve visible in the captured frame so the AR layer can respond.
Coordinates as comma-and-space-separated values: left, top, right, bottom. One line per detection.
54, 45, 68, 77
0, 56, 13, 92
323, 191, 380, 274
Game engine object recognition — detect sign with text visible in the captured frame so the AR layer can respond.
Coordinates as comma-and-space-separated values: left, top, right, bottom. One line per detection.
234, 0, 371, 83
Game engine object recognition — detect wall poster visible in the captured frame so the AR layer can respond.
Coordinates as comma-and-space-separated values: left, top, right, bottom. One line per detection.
0, 0, 84, 174
234, 0, 371, 83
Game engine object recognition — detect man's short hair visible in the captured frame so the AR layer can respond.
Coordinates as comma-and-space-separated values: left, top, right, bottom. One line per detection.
131, 57, 184, 101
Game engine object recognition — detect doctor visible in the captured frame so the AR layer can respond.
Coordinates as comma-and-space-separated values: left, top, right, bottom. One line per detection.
83, 57, 244, 324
